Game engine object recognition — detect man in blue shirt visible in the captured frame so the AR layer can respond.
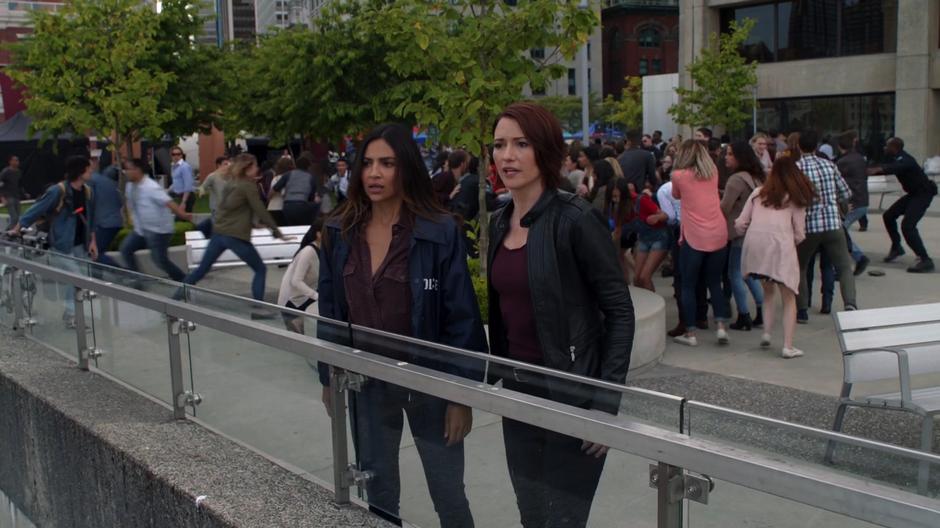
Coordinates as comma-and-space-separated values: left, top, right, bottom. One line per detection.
9, 156, 98, 327
169, 146, 195, 213
87, 150, 124, 268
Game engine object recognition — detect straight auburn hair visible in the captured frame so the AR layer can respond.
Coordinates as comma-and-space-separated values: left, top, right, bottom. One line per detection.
493, 102, 565, 189
327, 123, 448, 239
759, 156, 817, 209
673, 139, 717, 181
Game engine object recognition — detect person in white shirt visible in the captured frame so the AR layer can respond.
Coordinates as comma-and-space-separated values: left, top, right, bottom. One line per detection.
120, 158, 192, 281
278, 220, 321, 333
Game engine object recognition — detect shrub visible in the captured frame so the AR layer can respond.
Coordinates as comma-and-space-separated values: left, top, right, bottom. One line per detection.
467, 257, 488, 325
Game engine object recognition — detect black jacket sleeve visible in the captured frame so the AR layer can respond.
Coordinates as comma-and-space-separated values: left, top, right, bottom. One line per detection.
571, 207, 635, 414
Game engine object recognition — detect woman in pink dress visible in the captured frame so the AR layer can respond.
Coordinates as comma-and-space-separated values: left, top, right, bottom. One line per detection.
735, 156, 817, 358
671, 140, 730, 347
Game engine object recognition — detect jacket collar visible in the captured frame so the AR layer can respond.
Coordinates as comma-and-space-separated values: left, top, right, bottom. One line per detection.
520, 188, 559, 228
325, 212, 447, 245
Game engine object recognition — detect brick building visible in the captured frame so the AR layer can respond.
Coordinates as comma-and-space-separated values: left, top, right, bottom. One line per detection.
601, 0, 679, 98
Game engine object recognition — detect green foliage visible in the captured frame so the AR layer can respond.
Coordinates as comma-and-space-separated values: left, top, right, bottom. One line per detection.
603, 76, 643, 131
669, 18, 757, 132
466, 257, 488, 325
111, 221, 195, 251
532, 94, 605, 133
6, 0, 225, 156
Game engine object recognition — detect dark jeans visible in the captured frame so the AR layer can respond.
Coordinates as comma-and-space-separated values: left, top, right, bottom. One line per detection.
502, 378, 606, 528
884, 192, 935, 259
94, 226, 122, 269
796, 230, 856, 311
679, 243, 730, 326
120, 231, 185, 281
670, 226, 707, 325
351, 380, 473, 528
3, 195, 19, 229
282, 201, 318, 226
183, 234, 266, 300
196, 217, 213, 238
805, 249, 836, 308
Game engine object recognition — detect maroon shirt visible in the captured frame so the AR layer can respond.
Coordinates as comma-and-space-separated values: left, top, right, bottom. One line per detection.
491, 243, 543, 365
343, 213, 414, 350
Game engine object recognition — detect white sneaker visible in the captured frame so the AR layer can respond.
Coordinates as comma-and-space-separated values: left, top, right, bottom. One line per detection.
781, 347, 804, 359
673, 334, 698, 347
716, 328, 729, 344
760, 333, 771, 348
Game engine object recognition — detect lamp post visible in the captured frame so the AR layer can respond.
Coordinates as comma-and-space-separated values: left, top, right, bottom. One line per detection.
579, 0, 590, 142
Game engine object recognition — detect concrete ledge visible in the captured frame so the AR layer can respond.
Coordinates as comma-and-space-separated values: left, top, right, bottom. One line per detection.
0, 329, 389, 528
628, 286, 666, 370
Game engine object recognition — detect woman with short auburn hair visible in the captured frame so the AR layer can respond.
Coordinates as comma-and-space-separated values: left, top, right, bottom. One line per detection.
488, 102, 634, 528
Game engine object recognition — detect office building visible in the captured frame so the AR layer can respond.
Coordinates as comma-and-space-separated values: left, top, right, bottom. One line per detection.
680, 0, 937, 161
601, 0, 679, 98
199, 0, 257, 44
255, 0, 312, 34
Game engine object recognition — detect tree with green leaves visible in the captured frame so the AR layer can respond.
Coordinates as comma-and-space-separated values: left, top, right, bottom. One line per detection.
6, 0, 172, 162
603, 76, 643, 132
669, 18, 757, 134
366, 0, 598, 273
532, 94, 605, 134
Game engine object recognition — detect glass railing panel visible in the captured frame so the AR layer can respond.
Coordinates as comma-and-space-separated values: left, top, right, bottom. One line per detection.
686, 476, 880, 528
184, 310, 350, 483
182, 284, 286, 326
338, 374, 660, 528
26, 267, 81, 359
87, 293, 184, 407
346, 325, 684, 432
686, 401, 940, 498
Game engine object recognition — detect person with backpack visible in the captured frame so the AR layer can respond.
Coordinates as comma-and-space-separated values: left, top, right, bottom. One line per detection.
9, 156, 98, 328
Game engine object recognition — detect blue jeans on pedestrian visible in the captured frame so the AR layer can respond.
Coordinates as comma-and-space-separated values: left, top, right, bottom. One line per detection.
351, 380, 473, 528
94, 226, 122, 269
120, 230, 186, 282
728, 242, 763, 316
196, 217, 213, 238
57, 244, 88, 318
679, 243, 731, 327
183, 234, 266, 300
843, 206, 868, 262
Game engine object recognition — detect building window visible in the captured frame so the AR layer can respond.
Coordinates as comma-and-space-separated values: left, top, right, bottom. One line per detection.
609, 28, 621, 51
530, 48, 544, 60
639, 59, 648, 76
721, 0, 897, 63
751, 92, 895, 163
638, 26, 661, 48
568, 68, 577, 95
652, 58, 662, 74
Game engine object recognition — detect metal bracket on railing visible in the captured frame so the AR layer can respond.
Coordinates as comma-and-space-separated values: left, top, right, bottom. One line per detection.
177, 390, 203, 409
342, 464, 375, 488
649, 464, 714, 506
169, 319, 197, 335
335, 370, 366, 393
86, 346, 103, 359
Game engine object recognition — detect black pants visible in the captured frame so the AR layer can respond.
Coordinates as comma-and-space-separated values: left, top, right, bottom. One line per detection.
170, 192, 196, 213
502, 378, 606, 528
282, 201, 318, 226
670, 226, 707, 325
883, 192, 935, 259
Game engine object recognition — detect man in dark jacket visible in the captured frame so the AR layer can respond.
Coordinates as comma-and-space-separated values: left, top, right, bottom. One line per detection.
836, 133, 870, 275
869, 137, 938, 273
617, 130, 657, 191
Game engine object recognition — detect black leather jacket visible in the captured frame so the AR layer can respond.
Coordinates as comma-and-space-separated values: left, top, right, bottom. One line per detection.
487, 188, 635, 414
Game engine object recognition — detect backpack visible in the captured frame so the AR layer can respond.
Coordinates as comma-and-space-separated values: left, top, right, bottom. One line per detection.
35, 182, 92, 233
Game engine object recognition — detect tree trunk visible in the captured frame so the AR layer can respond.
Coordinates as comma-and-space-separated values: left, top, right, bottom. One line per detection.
477, 138, 490, 277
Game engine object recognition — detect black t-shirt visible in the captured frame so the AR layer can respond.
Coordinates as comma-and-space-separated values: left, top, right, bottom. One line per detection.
71, 186, 86, 247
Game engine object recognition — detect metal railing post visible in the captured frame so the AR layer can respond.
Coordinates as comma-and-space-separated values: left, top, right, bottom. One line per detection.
330, 367, 351, 504
11, 268, 24, 337
74, 287, 89, 370
167, 316, 187, 420
655, 462, 683, 528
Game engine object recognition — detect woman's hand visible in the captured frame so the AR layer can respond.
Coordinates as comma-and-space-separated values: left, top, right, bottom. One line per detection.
444, 403, 473, 446
581, 440, 609, 458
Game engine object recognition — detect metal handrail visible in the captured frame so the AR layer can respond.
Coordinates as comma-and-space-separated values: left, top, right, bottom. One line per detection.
1, 246, 939, 527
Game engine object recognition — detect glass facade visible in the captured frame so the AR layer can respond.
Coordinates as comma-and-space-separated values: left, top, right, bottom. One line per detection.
751, 93, 895, 163
721, 0, 898, 63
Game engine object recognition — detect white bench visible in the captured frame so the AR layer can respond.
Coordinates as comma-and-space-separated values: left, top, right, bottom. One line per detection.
829, 303, 940, 490
867, 174, 901, 210
184, 225, 310, 270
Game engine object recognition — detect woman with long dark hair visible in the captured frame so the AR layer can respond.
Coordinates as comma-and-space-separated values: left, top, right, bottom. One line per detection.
721, 141, 767, 330
736, 156, 816, 358
316, 123, 486, 528
489, 102, 634, 528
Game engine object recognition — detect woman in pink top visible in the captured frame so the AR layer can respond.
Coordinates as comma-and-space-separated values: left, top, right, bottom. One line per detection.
671, 140, 730, 346
735, 156, 816, 359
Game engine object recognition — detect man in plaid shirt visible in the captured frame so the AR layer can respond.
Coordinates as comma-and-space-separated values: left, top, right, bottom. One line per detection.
795, 130, 857, 322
